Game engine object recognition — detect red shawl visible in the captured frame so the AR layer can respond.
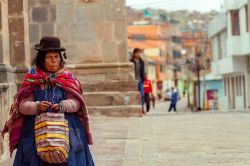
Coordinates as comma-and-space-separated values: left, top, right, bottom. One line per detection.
1, 67, 93, 156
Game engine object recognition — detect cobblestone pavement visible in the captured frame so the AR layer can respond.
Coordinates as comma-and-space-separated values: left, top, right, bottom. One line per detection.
91, 100, 250, 166
2, 99, 250, 166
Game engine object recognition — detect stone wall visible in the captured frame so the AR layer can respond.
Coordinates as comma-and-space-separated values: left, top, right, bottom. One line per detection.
28, 0, 141, 116
28, 0, 132, 81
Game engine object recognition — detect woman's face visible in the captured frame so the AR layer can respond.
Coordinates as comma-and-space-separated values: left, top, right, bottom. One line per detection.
134, 51, 141, 60
44, 52, 61, 73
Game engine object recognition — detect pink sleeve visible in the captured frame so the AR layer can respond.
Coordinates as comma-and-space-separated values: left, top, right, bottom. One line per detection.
61, 93, 81, 113
19, 94, 37, 115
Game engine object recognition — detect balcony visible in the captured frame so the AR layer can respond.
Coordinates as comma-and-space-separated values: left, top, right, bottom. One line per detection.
215, 56, 247, 75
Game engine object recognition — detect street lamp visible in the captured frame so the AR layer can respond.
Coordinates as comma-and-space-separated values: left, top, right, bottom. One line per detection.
195, 52, 202, 111
185, 52, 209, 111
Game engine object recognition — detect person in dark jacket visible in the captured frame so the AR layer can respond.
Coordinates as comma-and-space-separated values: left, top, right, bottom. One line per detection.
130, 48, 145, 114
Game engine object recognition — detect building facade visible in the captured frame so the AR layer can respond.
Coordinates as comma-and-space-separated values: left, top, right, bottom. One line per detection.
209, 0, 250, 110
127, 24, 182, 98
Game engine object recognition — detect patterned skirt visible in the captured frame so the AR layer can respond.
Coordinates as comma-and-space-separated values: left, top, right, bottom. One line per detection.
13, 113, 95, 166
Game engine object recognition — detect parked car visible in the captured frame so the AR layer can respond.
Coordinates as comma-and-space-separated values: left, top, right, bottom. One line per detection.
164, 89, 172, 101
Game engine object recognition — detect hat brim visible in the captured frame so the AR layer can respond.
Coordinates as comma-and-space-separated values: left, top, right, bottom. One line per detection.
34, 45, 66, 52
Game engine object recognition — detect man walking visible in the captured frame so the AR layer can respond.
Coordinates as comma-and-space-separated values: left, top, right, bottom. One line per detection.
143, 73, 153, 112
130, 48, 145, 114
168, 87, 179, 112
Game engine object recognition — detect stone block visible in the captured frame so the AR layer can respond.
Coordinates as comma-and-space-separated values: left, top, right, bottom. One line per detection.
0, 34, 2, 63
1, 31, 10, 65
31, 6, 48, 22
8, 0, 23, 16
9, 41, 25, 67
61, 43, 79, 64
8, 17, 24, 41
81, 81, 138, 92
57, 4, 73, 23
0, 1, 2, 30
70, 42, 102, 63
96, 21, 114, 42
102, 42, 119, 62
29, 24, 39, 43
41, 23, 54, 36
88, 105, 143, 117
84, 91, 140, 106
0, 64, 15, 83
70, 23, 96, 41
114, 21, 126, 41
28, 0, 39, 7
38, 0, 51, 4
105, 71, 134, 81
1, 1, 8, 33
104, 0, 126, 21
118, 41, 127, 62
54, 0, 71, 4
55, 23, 70, 42
78, 74, 106, 83
49, 6, 56, 22
75, 3, 104, 23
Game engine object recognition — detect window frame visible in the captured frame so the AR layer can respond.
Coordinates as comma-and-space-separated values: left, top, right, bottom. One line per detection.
231, 10, 240, 36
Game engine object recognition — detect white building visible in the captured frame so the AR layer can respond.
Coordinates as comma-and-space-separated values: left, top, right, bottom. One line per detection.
209, 0, 250, 110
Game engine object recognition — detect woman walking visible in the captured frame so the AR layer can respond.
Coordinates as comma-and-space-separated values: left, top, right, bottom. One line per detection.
2, 36, 95, 166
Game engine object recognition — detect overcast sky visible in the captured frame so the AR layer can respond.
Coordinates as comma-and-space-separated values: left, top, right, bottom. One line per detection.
126, 0, 223, 12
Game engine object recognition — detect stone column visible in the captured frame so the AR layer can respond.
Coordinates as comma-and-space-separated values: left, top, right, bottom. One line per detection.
28, 0, 142, 116
0, 0, 16, 162
247, 0, 250, 109
8, 0, 30, 86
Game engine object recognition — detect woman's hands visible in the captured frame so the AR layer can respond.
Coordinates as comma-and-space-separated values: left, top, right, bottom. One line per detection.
37, 101, 51, 113
37, 101, 60, 113
51, 104, 60, 112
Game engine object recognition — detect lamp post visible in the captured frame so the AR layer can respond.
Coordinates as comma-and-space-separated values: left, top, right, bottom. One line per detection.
196, 53, 202, 111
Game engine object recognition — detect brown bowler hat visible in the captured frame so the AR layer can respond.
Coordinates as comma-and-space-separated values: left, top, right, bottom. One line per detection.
34, 36, 66, 52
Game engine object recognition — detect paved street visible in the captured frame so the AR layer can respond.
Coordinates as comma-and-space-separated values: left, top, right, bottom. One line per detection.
2, 99, 250, 165
91, 100, 250, 166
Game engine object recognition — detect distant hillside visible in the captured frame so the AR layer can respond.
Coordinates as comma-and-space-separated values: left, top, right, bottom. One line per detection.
127, 7, 220, 32
168, 10, 220, 32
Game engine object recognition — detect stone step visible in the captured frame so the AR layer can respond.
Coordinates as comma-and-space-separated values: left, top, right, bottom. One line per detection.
83, 91, 140, 106
82, 81, 138, 92
88, 105, 143, 117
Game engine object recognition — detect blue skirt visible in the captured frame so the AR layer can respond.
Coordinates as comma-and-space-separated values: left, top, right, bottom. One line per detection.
13, 113, 95, 166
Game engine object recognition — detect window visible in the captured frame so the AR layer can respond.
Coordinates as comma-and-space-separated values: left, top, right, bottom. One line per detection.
231, 10, 240, 35
218, 35, 222, 59
171, 36, 181, 44
246, 5, 249, 32
173, 50, 181, 59
132, 34, 145, 42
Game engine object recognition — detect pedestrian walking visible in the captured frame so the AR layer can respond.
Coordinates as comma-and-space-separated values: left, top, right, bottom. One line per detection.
130, 48, 145, 114
168, 87, 179, 112
1, 36, 95, 166
143, 73, 154, 112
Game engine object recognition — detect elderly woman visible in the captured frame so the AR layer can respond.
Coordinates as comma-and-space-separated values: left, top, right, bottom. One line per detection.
2, 36, 95, 166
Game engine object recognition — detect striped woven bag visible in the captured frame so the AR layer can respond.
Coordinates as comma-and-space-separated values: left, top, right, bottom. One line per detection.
34, 112, 70, 164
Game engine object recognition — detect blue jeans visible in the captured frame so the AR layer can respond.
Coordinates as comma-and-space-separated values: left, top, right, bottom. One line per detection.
138, 80, 145, 111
